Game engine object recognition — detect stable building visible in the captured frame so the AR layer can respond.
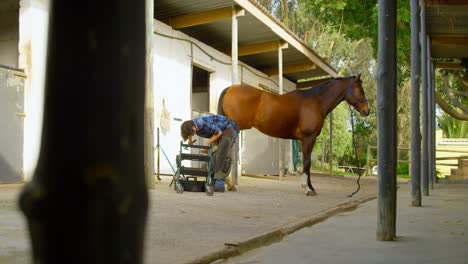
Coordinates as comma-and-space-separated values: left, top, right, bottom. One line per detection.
153, 0, 337, 179
0, 0, 337, 183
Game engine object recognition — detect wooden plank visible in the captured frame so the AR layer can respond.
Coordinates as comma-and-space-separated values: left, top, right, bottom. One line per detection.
436, 149, 468, 154
230, 40, 288, 56
436, 163, 458, 166
436, 155, 468, 161
434, 62, 464, 70
166, 6, 244, 29
263, 62, 316, 76
432, 36, 468, 46
427, 0, 468, 5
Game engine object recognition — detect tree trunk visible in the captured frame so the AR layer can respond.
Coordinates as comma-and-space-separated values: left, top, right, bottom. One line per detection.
19, 1, 149, 263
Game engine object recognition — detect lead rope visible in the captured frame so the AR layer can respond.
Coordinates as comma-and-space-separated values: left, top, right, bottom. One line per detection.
348, 106, 362, 197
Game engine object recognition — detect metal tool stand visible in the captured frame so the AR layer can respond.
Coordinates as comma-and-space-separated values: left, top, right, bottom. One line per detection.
174, 141, 214, 196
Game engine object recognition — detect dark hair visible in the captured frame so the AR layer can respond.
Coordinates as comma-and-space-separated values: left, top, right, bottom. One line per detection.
180, 120, 195, 141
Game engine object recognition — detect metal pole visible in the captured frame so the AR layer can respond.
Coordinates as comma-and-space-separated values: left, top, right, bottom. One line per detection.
329, 113, 333, 176
156, 127, 161, 181
279, 41, 284, 181
231, 5, 239, 85
19, 0, 148, 262
377, 0, 397, 241
231, 5, 240, 184
427, 36, 434, 190
410, 0, 422, 207
321, 139, 325, 172
430, 61, 436, 188
366, 144, 371, 176
421, 0, 429, 196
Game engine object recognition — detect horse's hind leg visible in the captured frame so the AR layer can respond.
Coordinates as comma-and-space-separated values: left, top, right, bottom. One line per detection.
301, 137, 317, 196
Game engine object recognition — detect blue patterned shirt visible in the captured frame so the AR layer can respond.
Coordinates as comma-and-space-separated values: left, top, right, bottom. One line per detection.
193, 115, 239, 140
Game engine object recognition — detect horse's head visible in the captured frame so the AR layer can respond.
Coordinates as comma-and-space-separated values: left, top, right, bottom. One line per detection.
344, 73, 370, 116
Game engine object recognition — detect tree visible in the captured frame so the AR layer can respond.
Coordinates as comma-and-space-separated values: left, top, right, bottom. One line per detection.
256, 0, 415, 165
435, 69, 468, 121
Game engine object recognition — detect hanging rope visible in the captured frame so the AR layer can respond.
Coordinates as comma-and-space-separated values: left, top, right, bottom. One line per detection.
348, 106, 363, 197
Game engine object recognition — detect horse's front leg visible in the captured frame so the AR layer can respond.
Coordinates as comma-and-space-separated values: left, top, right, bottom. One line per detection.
301, 137, 317, 196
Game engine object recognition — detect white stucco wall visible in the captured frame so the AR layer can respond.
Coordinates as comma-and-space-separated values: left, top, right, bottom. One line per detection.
15, 9, 298, 179
153, 20, 296, 176
19, 0, 49, 180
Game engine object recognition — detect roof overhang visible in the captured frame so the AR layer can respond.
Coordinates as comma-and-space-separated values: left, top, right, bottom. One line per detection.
426, 0, 468, 69
154, 0, 337, 85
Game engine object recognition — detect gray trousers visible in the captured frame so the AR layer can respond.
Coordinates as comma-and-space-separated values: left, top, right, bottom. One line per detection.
212, 127, 235, 180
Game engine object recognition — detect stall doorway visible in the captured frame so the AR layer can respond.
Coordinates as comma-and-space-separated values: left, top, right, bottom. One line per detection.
191, 65, 211, 168
191, 65, 210, 116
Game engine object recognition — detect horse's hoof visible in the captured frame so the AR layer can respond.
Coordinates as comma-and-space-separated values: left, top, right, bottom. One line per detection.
306, 190, 317, 196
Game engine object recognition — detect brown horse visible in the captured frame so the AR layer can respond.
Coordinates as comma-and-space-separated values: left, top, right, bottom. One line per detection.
218, 74, 370, 196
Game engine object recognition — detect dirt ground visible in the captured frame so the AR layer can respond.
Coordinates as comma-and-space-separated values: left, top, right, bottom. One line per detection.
0, 173, 378, 263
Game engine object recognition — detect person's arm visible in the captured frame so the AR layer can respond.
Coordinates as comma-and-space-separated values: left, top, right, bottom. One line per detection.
200, 130, 222, 153
206, 130, 222, 146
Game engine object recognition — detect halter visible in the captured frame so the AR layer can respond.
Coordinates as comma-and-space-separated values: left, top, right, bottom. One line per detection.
346, 76, 368, 108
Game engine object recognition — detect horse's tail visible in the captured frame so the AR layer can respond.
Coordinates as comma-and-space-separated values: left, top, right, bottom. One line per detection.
217, 87, 229, 115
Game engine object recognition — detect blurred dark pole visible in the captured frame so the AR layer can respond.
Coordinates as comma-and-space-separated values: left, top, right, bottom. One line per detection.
376, 0, 397, 241
410, 0, 421, 206
19, 0, 148, 263
421, 0, 430, 196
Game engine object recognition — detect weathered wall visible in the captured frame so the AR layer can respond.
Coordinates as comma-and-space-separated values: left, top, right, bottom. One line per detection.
19, 0, 50, 180
153, 20, 295, 176
0, 0, 19, 68
0, 67, 25, 183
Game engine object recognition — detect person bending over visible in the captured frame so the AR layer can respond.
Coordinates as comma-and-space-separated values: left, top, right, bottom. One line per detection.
180, 114, 239, 192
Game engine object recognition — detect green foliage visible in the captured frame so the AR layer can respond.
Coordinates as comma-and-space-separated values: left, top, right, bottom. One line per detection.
257, 0, 418, 165
314, 104, 353, 159
437, 112, 468, 138
396, 162, 409, 175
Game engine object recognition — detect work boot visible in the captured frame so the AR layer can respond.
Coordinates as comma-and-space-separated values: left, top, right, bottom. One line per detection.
214, 179, 225, 192
225, 176, 237, 192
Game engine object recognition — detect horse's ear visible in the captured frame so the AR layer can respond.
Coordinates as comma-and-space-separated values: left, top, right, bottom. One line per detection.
356, 73, 361, 80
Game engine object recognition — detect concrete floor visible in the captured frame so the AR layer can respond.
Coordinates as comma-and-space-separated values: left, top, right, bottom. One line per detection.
3, 175, 464, 264
220, 184, 468, 264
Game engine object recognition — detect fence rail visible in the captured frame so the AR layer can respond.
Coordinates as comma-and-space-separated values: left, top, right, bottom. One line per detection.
367, 145, 468, 176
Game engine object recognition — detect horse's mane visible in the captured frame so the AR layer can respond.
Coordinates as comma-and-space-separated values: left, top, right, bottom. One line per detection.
291, 76, 355, 96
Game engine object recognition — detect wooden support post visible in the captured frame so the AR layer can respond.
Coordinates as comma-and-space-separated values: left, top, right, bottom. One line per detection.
428, 40, 434, 190
366, 144, 371, 176
231, 5, 240, 184
410, 0, 422, 206
321, 140, 326, 172
377, 0, 397, 241
421, 1, 430, 196
279, 41, 284, 181
18, 0, 148, 262
329, 113, 333, 176
430, 61, 436, 188
231, 5, 239, 85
